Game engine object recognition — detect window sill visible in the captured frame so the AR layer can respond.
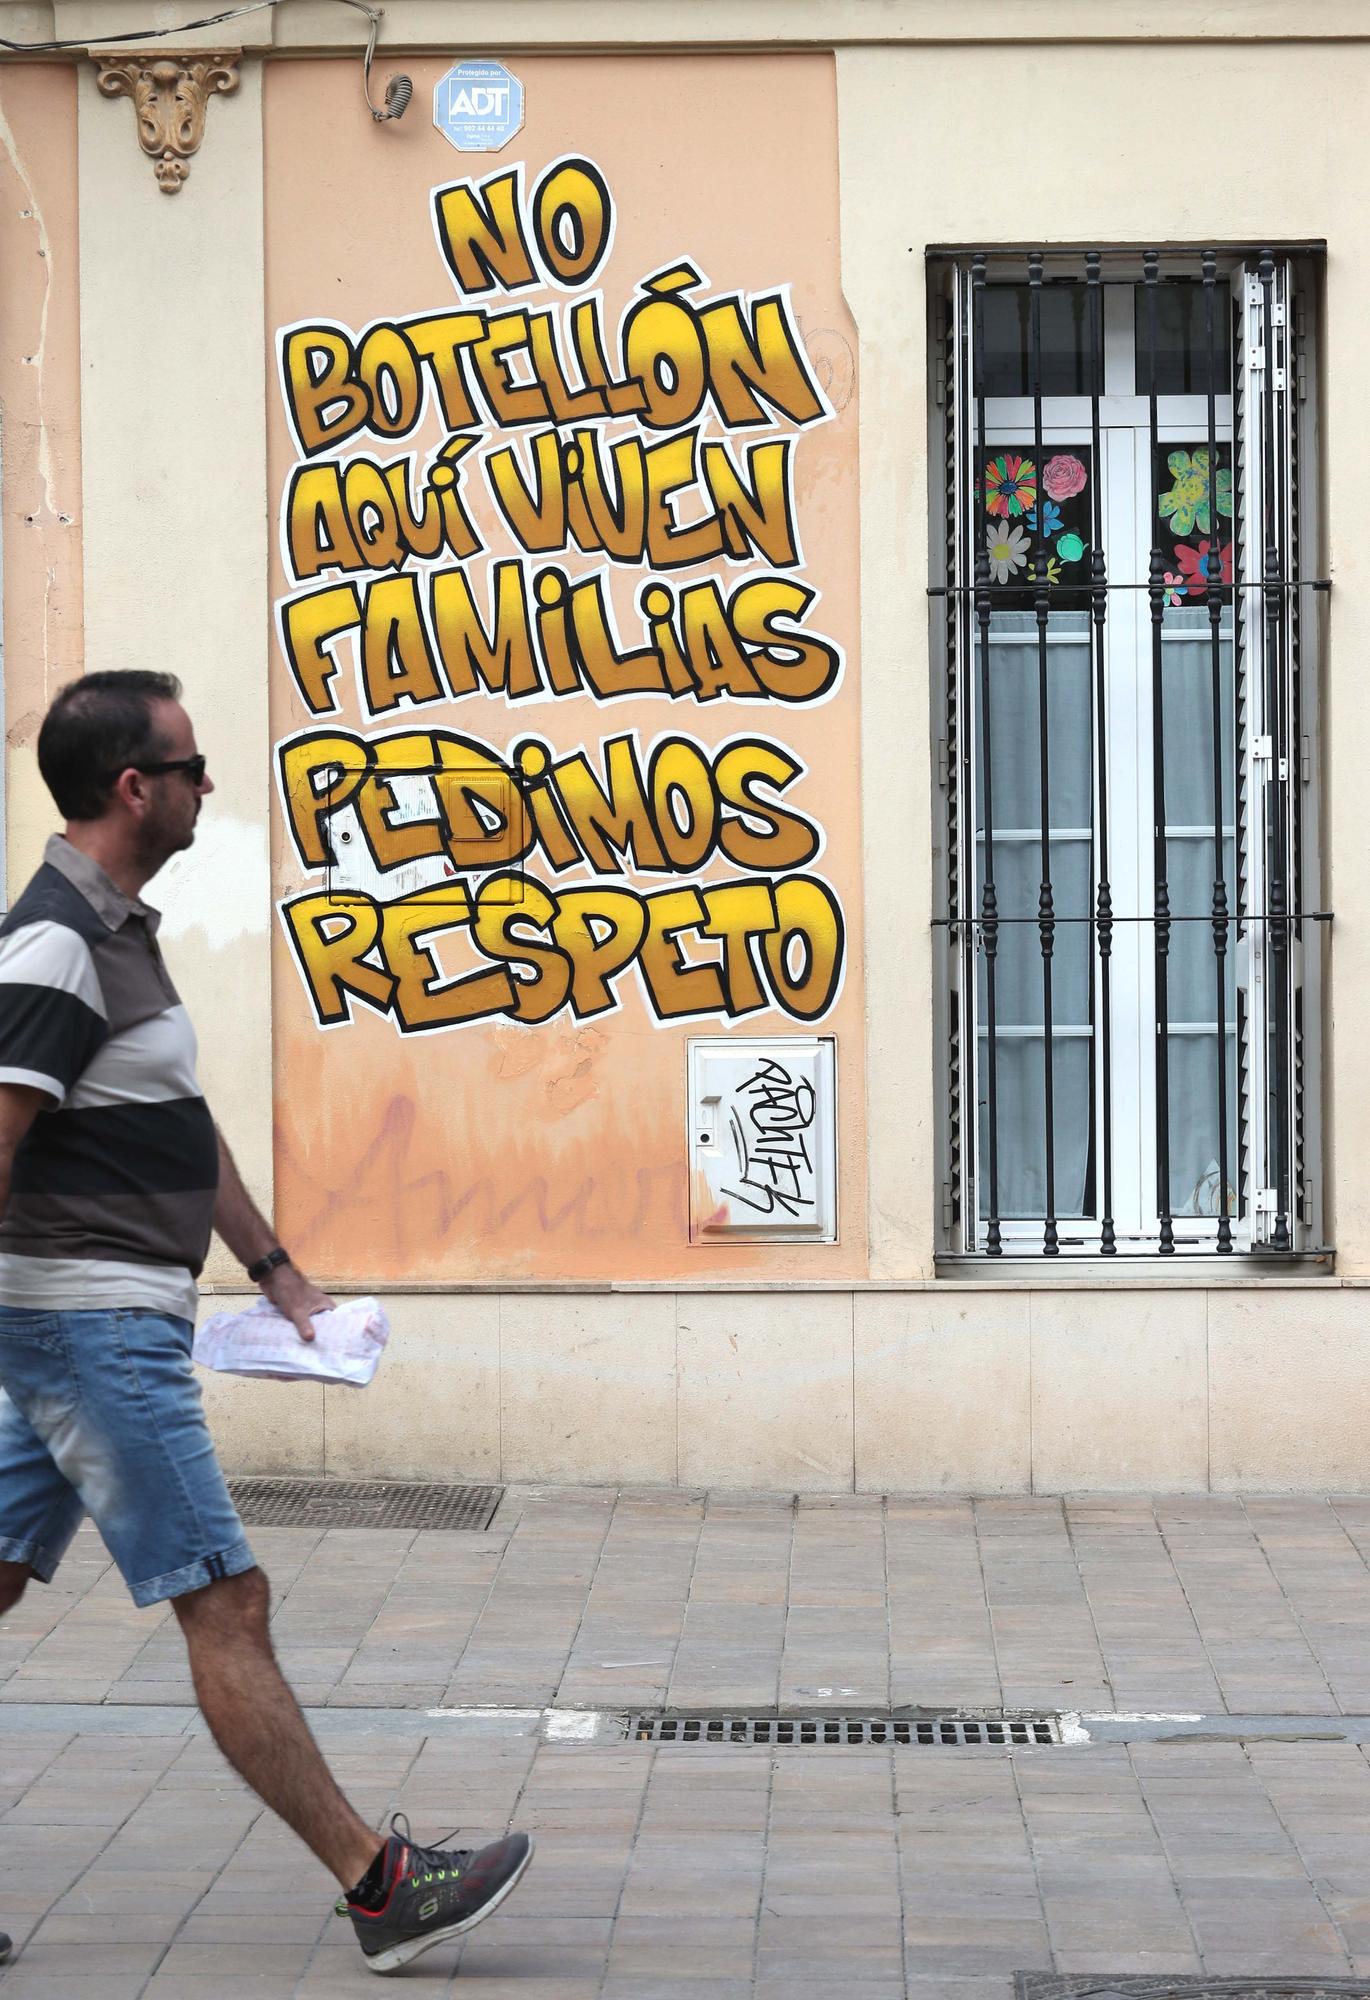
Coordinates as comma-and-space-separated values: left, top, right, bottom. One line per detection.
934, 1252, 1335, 1286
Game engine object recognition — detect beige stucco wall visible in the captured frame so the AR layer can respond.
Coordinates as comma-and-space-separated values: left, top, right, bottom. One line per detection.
75, 59, 274, 1273
4, 1, 1368, 1490
198, 1279, 1370, 1496
0, 64, 82, 895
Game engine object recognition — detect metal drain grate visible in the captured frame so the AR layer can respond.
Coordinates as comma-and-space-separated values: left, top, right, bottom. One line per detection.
628, 1712, 1062, 1747
228, 1479, 503, 1531
1018, 1982, 1370, 2000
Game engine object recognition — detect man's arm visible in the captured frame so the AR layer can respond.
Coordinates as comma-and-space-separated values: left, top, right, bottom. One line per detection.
214, 1129, 333, 1343
0, 1083, 47, 1219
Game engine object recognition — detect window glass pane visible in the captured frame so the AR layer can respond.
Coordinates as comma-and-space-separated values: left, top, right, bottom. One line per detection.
981, 284, 1098, 396
977, 1036, 1093, 1219
1154, 441, 1233, 592
1165, 835, 1236, 1024
977, 445, 1094, 615
977, 839, 1092, 1026
975, 606, 1096, 1228
1159, 601, 1237, 1221
1160, 607, 1235, 831
982, 611, 1093, 828
1133, 280, 1232, 395
1167, 1033, 1238, 1219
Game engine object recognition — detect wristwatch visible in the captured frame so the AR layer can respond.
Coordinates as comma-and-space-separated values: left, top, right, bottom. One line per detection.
247, 1247, 292, 1284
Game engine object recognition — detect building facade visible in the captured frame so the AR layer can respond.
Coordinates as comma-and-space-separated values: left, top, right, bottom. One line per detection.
0, 0, 1364, 1492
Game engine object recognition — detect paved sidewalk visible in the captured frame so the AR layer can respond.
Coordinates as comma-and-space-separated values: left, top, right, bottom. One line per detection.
4, 1489, 1370, 1997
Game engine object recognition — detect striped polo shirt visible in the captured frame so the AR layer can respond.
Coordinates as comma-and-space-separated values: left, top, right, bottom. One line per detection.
0, 835, 218, 1322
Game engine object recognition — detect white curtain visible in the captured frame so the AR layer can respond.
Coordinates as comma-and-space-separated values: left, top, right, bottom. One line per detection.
976, 607, 1235, 1224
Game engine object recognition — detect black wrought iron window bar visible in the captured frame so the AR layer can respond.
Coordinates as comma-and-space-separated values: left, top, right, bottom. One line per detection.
933, 246, 1326, 1260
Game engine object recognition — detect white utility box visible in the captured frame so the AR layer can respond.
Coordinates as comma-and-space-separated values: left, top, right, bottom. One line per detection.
687, 1037, 838, 1243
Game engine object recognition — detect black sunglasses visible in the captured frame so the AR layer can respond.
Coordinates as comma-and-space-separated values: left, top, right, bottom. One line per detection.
119, 755, 208, 786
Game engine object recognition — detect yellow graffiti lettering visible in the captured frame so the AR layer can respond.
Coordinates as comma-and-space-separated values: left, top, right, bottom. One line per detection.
730, 577, 841, 703
278, 730, 372, 869
699, 878, 779, 1016
679, 580, 766, 702
485, 430, 567, 552
528, 309, 608, 422
432, 734, 534, 872
469, 310, 552, 427
568, 574, 672, 701
553, 886, 649, 1019
431, 560, 541, 701
360, 574, 444, 712
277, 725, 823, 891
282, 893, 394, 1023
280, 870, 845, 1032
286, 465, 365, 580
637, 886, 727, 1020
648, 738, 717, 871
285, 454, 482, 583
642, 432, 724, 570
471, 874, 572, 1024
622, 291, 708, 432
701, 437, 799, 567
531, 158, 613, 288
698, 292, 827, 429
715, 741, 820, 870
432, 168, 538, 298
551, 735, 666, 875
565, 430, 646, 563
402, 313, 485, 429
355, 733, 447, 870
382, 882, 516, 1029
532, 567, 582, 696
357, 324, 424, 438
762, 875, 845, 1020
284, 286, 829, 451
281, 327, 370, 457
279, 582, 363, 714
340, 458, 406, 572
569, 297, 648, 418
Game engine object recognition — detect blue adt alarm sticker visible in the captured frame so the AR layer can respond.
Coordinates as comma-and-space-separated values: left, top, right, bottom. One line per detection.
434, 60, 524, 153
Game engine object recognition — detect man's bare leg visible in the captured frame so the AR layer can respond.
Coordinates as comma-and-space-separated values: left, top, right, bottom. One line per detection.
0, 1560, 29, 1615
173, 1567, 383, 1888
1, 1566, 38, 1958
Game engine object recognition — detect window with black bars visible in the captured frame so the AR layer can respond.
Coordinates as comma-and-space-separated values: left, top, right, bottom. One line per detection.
931, 246, 1327, 1259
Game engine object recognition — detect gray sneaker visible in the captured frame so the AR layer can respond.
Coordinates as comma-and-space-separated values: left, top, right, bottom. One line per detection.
341, 1814, 533, 1974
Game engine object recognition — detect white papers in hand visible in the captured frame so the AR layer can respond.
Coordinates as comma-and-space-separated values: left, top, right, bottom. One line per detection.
193, 1296, 391, 1387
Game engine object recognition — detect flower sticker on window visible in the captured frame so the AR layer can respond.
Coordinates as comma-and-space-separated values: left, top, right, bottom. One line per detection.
986, 521, 1030, 583
1043, 454, 1087, 501
1026, 500, 1062, 537
1173, 538, 1232, 597
1163, 570, 1187, 607
1055, 532, 1086, 565
1159, 449, 1233, 538
983, 453, 1037, 519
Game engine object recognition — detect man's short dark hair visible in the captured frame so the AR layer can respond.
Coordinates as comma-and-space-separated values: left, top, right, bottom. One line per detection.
37, 670, 184, 821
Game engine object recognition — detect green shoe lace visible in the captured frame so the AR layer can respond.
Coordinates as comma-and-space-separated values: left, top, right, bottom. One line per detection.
337, 1811, 475, 1916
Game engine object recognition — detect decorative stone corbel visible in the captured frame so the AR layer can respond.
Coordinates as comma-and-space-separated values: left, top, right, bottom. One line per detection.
94, 52, 241, 193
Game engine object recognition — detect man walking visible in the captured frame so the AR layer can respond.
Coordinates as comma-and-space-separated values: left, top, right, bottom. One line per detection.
0, 671, 531, 1975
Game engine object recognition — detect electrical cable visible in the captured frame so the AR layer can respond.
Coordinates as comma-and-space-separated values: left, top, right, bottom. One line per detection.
0, 0, 412, 120
1, 0, 294, 53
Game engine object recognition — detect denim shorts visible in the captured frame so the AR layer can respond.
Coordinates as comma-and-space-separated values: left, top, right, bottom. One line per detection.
0, 1306, 256, 1607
